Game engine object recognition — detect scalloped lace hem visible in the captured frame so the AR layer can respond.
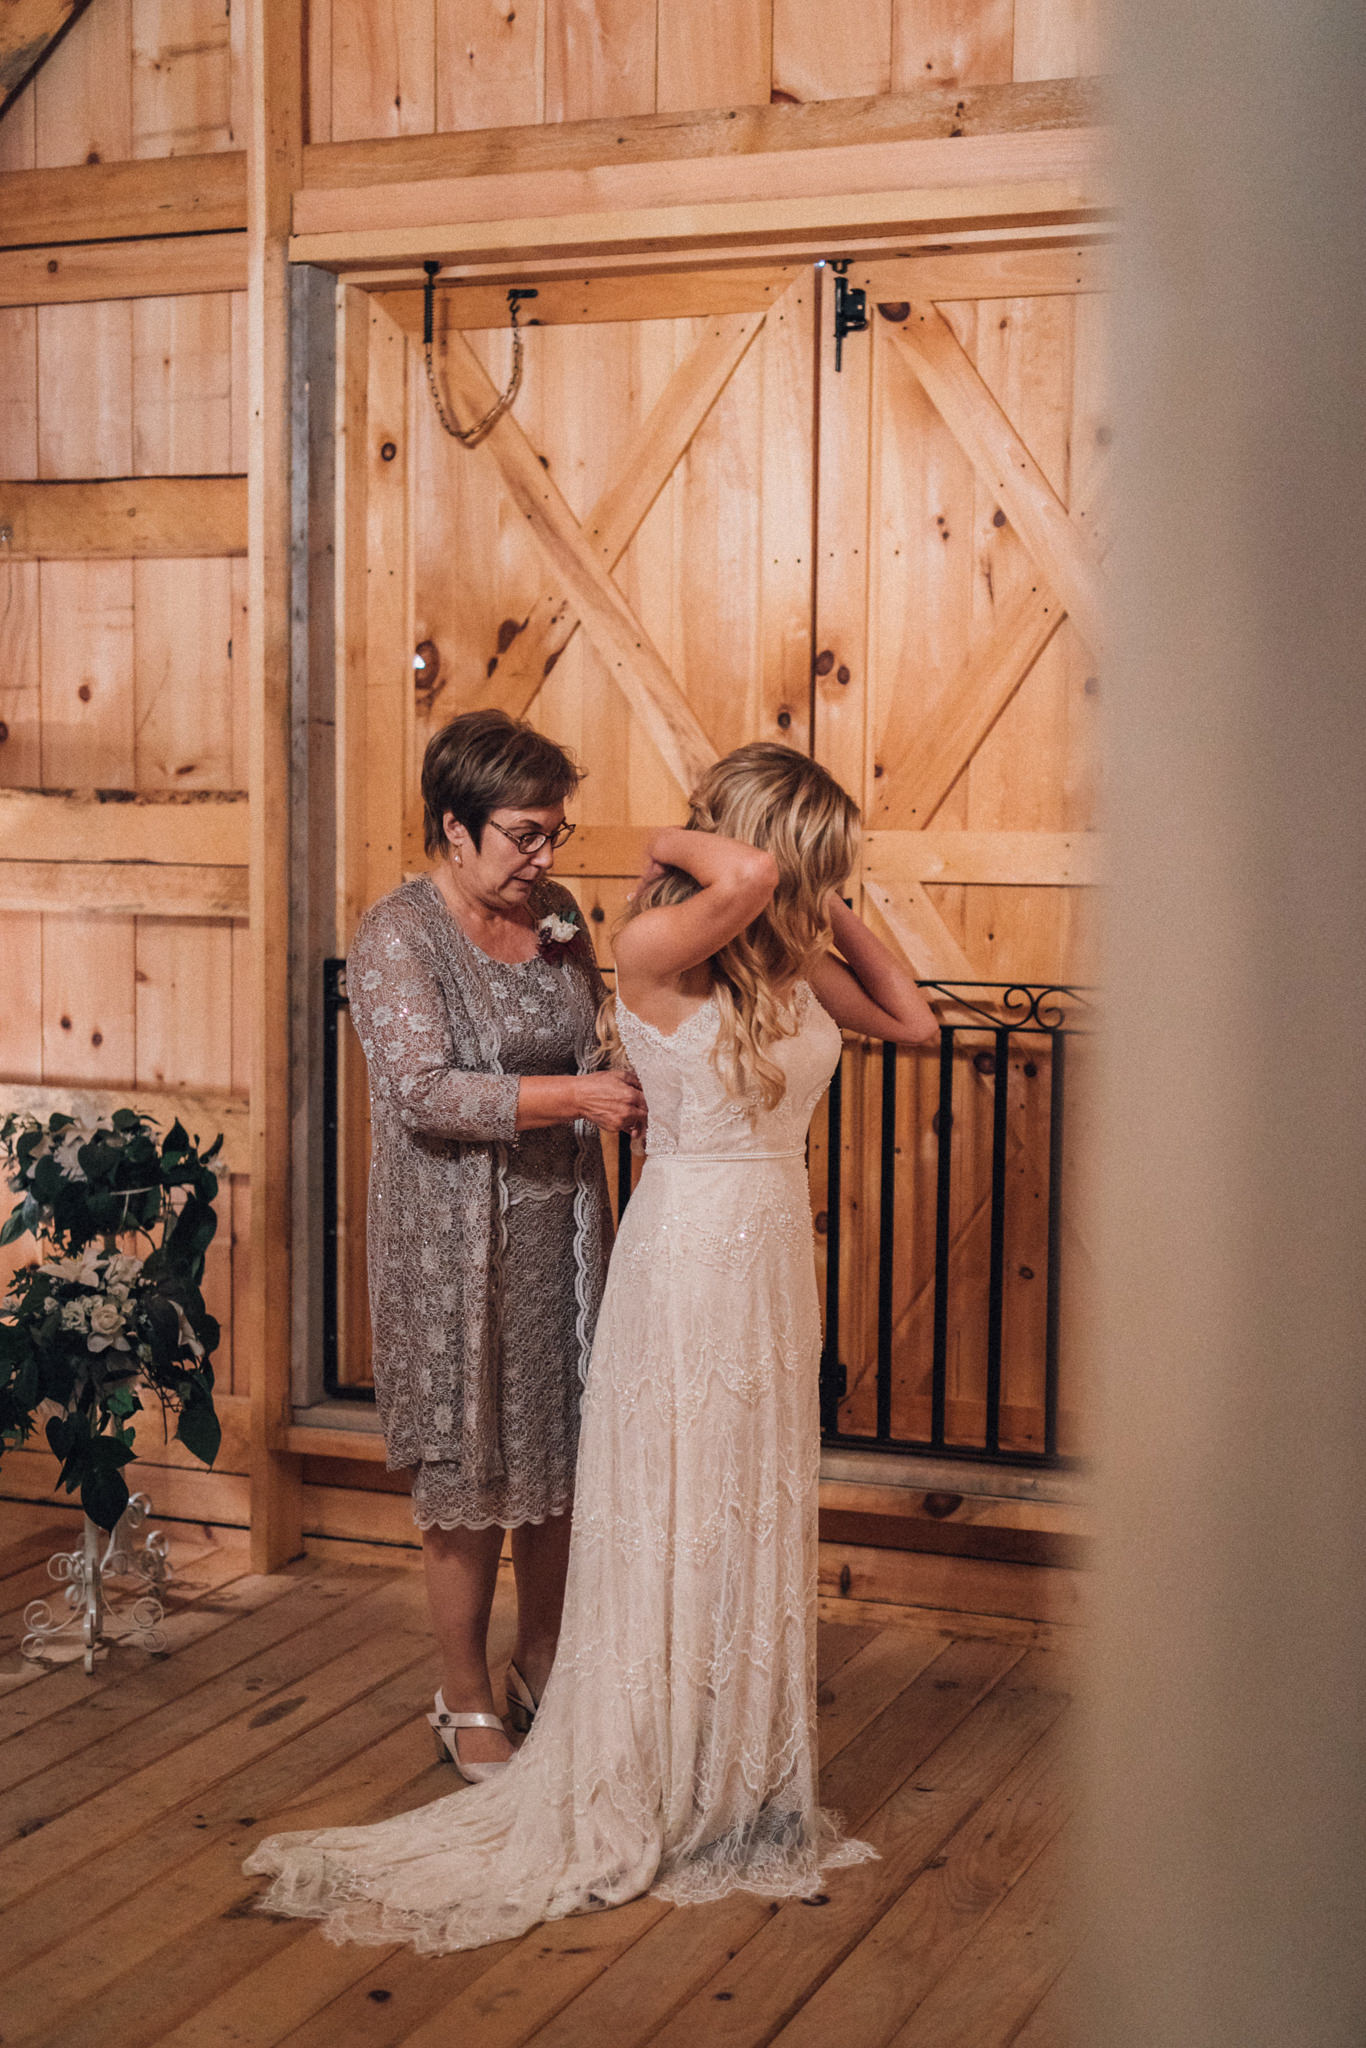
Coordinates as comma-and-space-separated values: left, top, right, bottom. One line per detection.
244, 1811, 877, 1956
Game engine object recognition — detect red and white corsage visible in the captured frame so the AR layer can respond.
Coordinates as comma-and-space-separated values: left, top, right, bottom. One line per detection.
536, 909, 582, 964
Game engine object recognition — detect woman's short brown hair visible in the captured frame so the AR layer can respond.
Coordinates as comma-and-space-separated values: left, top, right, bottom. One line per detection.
421, 710, 583, 858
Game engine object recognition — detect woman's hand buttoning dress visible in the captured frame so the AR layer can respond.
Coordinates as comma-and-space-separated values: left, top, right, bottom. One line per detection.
245, 740, 937, 1950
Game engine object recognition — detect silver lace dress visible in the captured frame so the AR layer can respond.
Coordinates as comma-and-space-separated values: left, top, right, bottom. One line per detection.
345, 874, 611, 1530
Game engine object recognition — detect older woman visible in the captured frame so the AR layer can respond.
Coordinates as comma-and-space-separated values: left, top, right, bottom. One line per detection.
346, 710, 643, 1779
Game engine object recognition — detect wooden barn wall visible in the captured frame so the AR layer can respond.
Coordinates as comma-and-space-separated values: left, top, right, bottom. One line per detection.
0, 4, 251, 1530
0, 0, 1103, 1547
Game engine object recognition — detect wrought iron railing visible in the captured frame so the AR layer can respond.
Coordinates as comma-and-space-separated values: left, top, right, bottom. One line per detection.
321, 965, 1089, 1465
817, 985, 1090, 1471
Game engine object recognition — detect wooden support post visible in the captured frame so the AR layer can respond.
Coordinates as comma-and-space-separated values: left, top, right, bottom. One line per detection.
246, 0, 304, 1569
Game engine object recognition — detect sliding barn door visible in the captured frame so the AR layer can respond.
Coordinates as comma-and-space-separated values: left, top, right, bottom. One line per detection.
331, 269, 816, 1388
812, 246, 1108, 1456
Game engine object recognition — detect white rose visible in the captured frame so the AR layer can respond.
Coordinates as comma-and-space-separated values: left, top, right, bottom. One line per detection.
60, 1298, 91, 1332
89, 1298, 123, 1337
106, 1253, 143, 1288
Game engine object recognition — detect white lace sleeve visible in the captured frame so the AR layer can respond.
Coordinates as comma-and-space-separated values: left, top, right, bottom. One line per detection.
349, 907, 519, 1145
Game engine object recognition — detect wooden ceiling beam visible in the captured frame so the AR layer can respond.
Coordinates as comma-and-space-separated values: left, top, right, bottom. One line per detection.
0, 0, 94, 117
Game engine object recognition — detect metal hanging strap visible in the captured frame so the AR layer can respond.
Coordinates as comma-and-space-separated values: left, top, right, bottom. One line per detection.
422, 261, 537, 448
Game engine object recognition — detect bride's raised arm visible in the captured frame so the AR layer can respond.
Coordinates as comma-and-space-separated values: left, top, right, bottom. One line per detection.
807, 893, 940, 1046
613, 827, 778, 994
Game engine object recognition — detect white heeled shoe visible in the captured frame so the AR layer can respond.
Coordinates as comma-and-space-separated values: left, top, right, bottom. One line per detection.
427, 1691, 511, 1782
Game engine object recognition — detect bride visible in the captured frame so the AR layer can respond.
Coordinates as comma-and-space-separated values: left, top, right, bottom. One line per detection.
245, 742, 938, 1952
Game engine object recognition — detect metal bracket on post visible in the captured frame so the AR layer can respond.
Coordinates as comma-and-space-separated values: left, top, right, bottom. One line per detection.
830, 259, 868, 372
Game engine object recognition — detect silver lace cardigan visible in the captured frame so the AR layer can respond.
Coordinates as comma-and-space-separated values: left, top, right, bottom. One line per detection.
346, 875, 611, 1480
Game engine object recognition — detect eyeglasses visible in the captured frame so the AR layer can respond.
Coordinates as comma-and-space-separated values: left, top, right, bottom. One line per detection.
486, 818, 577, 858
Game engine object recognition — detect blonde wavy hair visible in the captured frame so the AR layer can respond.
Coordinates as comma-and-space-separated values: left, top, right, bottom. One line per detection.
603, 743, 861, 1109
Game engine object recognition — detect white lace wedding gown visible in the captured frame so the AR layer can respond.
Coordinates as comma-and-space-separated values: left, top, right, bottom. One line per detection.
245, 983, 875, 1951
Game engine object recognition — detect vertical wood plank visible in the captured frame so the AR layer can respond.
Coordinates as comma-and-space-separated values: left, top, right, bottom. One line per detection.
228, 0, 248, 147
0, 562, 41, 787
436, 0, 545, 131
657, 0, 771, 112
0, 309, 38, 477
0, 911, 43, 1299
37, 561, 135, 786
773, 0, 891, 103
36, 303, 133, 479
132, 295, 234, 475
246, 0, 304, 1565
1013, 0, 1102, 79
362, 297, 412, 910
545, 0, 655, 121
331, 0, 435, 140
31, 0, 132, 167
133, 558, 235, 789
892, 0, 1015, 89
0, 82, 36, 172
39, 914, 136, 1087
759, 273, 817, 752
306, 0, 333, 142
136, 916, 236, 1397
131, 0, 234, 157
228, 289, 249, 474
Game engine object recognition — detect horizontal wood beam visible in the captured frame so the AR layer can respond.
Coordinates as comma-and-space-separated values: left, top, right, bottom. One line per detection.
0, 152, 246, 251
0, 477, 246, 557
292, 128, 1107, 266
865, 830, 1103, 888
0, 232, 247, 307
1, 0, 92, 116
383, 263, 796, 334
0, 859, 247, 918
860, 242, 1112, 302
304, 77, 1106, 192
292, 180, 1108, 274
0, 787, 248, 865
0, 1083, 249, 1173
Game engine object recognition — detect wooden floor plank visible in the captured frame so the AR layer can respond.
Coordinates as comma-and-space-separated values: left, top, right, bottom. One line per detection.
1006, 1956, 1074, 2046
0, 1548, 273, 1738
0, 1641, 444, 2048
58, 1578, 524, 2048
0, 1526, 1080, 2048
0, 1565, 382, 1799
0, 1571, 424, 1911
770, 1694, 1071, 2048
515, 1637, 1028, 2048
815, 1621, 880, 1684
882, 1829, 1074, 2048
0, 1524, 82, 1583
643, 1657, 1070, 2048
0, 1531, 246, 1703
817, 1627, 951, 1761
817, 1595, 1076, 1652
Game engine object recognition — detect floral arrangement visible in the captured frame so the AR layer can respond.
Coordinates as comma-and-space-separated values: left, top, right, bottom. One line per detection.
0, 1109, 223, 1530
536, 908, 582, 965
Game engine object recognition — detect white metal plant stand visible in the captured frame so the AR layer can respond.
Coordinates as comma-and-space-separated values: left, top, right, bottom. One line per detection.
21, 1493, 171, 1673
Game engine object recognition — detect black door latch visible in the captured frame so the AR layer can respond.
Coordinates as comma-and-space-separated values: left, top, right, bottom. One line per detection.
831, 259, 868, 371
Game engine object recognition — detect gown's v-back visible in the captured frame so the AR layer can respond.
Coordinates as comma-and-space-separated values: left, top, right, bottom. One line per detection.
245, 982, 875, 1952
